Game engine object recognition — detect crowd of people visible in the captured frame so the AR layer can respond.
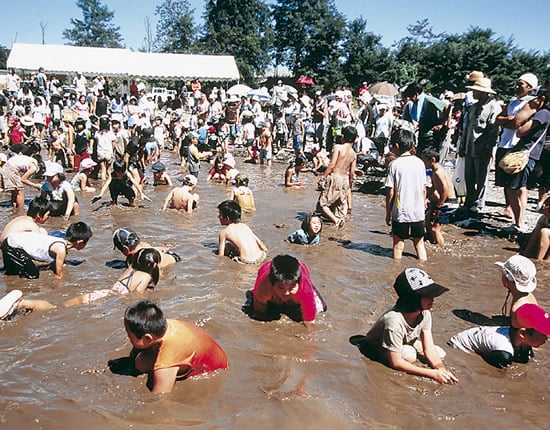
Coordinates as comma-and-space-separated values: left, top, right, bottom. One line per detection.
0, 66, 548, 394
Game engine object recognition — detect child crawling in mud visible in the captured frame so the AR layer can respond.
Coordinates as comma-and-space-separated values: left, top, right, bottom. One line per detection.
245, 254, 327, 323
0, 248, 162, 317
357, 268, 458, 384
110, 300, 228, 394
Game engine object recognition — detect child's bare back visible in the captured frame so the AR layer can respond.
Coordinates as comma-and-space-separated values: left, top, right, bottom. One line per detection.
219, 223, 267, 263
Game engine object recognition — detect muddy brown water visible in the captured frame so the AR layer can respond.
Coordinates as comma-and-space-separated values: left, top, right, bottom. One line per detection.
0, 150, 548, 429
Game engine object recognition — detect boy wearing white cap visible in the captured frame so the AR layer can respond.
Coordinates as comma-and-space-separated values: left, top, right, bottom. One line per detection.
360, 268, 458, 384
161, 174, 199, 212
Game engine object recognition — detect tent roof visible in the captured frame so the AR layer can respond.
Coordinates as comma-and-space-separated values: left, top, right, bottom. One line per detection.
7, 43, 240, 81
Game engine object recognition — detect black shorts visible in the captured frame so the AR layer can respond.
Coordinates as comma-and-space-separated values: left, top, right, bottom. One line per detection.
392, 220, 425, 239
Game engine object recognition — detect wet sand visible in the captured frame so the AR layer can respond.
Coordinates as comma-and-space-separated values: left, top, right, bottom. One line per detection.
0, 150, 548, 430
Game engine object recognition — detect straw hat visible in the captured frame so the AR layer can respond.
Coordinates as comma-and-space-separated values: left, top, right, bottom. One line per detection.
466, 78, 496, 94
20, 116, 33, 127
465, 70, 484, 82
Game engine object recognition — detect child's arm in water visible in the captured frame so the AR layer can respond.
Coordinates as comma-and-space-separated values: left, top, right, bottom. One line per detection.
92, 177, 112, 201
50, 242, 67, 278
162, 189, 174, 210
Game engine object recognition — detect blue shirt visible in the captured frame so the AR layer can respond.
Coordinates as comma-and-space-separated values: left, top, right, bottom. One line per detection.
287, 228, 320, 245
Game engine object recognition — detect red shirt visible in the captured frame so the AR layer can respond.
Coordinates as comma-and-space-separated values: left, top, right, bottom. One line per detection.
253, 260, 318, 322
10, 125, 25, 145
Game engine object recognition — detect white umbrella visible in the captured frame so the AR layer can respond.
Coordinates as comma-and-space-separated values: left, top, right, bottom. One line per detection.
227, 84, 252, 97
247, 87, 271, 101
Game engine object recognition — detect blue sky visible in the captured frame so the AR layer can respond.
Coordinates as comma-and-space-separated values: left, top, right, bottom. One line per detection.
1, 0, 548, 53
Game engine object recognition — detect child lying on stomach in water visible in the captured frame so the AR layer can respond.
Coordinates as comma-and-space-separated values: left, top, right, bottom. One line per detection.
110, 300, 228, 394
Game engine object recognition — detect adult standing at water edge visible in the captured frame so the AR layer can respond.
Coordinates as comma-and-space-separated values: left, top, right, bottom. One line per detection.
504, 84, 550, 233
494, 73, 539, 222
459, 77, 501, 213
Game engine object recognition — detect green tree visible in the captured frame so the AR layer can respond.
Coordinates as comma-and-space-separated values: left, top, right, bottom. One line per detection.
272, 0, 346, 89
63, 0, 123, 48
342, 17, 394, 89
154, 0, 196, 53
199, 0, 272, 83
0, 44, 8, 69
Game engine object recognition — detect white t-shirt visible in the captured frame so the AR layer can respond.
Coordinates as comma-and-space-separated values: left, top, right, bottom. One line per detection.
95, 130, 115, 157
448, 326, 514, 356
385, 154, 427, 223
498, 96, 530, 149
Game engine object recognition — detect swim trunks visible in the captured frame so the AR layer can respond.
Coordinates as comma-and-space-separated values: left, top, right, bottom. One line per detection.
232, 250, 267, 265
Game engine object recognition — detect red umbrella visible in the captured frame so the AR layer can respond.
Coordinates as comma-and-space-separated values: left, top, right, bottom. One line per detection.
296, 76, 314, 87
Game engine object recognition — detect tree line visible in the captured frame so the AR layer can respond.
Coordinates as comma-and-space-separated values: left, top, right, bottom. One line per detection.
3, 0, 549, 98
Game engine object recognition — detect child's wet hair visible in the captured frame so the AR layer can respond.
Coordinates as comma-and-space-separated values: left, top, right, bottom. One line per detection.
390, 128, 416, 153
269, 255, 301, 285
65, 221, 93, 244
421, 147, 440, 162
217, 199, 241, 223
124, 300, 167, 339
112, 160, 126, 173
132, 248, 161, 285
27, 197, 51, 218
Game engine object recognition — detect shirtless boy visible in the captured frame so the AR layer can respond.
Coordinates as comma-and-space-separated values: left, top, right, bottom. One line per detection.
317, 125, 357, 228
162, 174, 199, 212
0, 197, 51, 243
422, 148, 457, 245
217, 199, 267, 264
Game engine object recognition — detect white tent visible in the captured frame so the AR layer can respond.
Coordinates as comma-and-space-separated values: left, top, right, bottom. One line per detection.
7, 43, 240, 81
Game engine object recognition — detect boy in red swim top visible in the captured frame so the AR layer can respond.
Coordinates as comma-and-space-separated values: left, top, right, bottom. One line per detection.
121, 300, 228, 394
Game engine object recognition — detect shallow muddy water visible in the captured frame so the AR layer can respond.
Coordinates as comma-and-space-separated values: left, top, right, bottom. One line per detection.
0, 150, 548, 429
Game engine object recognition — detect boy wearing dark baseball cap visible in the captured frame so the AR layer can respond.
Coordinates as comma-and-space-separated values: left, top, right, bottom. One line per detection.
361, 268, 458, 384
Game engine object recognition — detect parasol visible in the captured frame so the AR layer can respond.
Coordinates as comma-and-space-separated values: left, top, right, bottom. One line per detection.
296, 76, 314, 87
368, 81, 399, 97
227, 84, 252, 97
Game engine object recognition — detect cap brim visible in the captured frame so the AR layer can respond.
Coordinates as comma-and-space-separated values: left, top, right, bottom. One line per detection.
415, 283, 449, 298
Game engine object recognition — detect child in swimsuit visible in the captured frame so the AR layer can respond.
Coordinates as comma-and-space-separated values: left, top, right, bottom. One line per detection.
112, 227, 181, 269
286, 212, 322, 245
63, 248, 161, 306
151, 161, 173, 186
229, 173, 255, 213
